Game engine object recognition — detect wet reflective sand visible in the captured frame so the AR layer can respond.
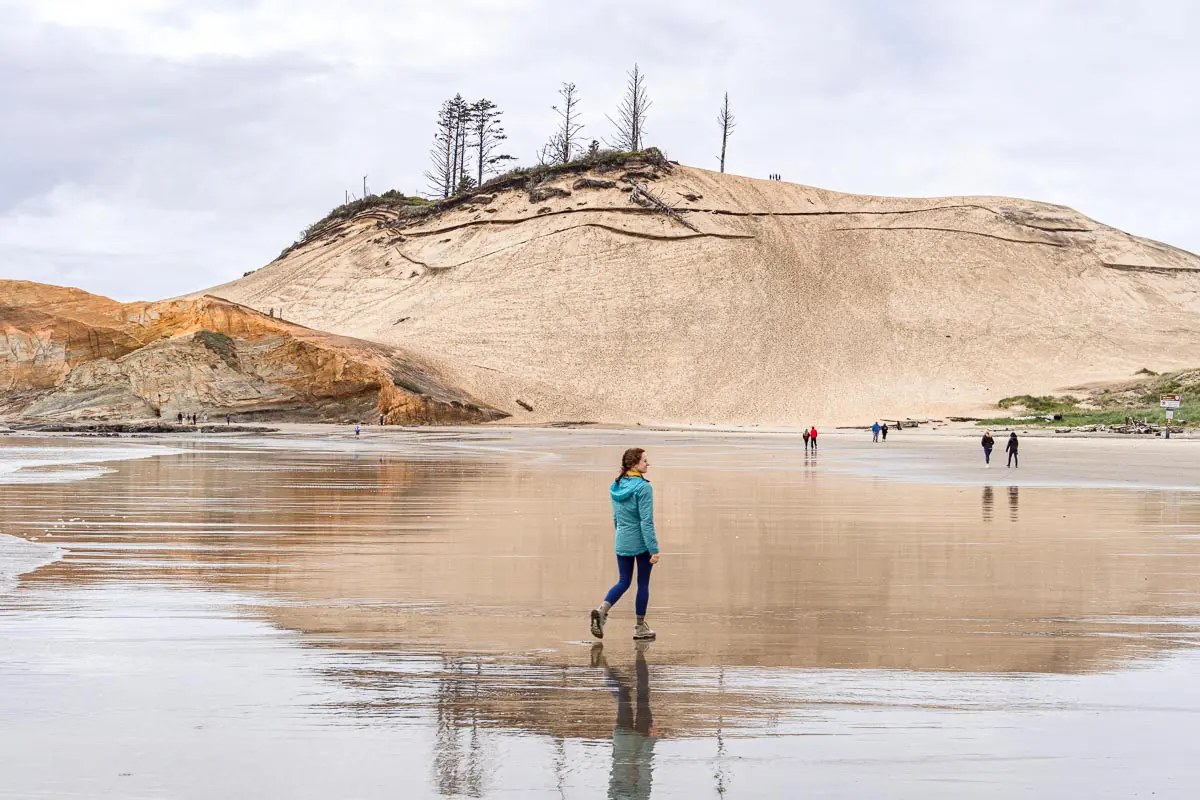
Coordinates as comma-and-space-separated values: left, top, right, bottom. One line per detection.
3, 429, 1200, 797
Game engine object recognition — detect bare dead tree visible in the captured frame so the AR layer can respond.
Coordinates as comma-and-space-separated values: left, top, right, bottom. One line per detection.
717, 92, 735, 173
542, 82, 584, 165
470, 98, 514, 186
607, 63, 651, 152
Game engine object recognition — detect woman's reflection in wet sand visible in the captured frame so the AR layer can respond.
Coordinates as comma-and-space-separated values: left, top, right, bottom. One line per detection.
982, 485, 994, 522
595, 643, 656, 800
1009, 485, 1020, 522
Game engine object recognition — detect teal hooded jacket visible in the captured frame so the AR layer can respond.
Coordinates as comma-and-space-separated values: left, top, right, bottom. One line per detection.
610, 474, 659, 556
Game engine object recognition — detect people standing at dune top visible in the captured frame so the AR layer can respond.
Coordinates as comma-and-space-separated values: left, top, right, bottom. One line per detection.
1006, 432, 1020, 468
592, 447, 660, 642
871, 422, 881, 442
981, 431, 995, 467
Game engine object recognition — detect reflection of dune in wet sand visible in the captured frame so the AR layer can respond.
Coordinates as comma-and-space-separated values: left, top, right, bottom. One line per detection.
8, 432, 1200, 683
332, 647, 775, 741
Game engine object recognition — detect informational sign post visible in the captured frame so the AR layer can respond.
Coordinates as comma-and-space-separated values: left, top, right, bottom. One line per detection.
1161, 394, 1181, 439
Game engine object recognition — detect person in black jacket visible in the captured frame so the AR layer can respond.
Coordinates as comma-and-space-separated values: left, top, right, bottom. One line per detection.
981, 431, 995, 466
1006, 432, 1019, 468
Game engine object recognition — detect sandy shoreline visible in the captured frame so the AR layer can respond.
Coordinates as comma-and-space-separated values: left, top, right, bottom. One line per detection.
3, 427, 1200, 797
6, 415, 1196, 440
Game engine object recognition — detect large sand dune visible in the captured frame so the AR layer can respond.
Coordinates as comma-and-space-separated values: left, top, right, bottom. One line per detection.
206, 158, 1200, 424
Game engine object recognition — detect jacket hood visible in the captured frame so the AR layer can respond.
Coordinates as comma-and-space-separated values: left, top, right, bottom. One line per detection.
610, 475, 645, 502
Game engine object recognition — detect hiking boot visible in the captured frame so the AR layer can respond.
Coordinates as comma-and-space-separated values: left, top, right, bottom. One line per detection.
633, 621, 656, 641
590, 607, 608, 639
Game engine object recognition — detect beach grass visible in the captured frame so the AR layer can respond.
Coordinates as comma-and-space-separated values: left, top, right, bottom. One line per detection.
979, 369, 1200, 428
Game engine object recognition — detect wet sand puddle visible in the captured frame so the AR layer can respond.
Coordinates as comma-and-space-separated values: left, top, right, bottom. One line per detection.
3, 430, 1200, 798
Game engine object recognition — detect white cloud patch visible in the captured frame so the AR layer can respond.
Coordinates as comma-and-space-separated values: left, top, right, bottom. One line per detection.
1, 0, 1197, 301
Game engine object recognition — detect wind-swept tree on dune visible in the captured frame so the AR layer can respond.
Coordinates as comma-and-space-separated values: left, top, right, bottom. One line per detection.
469, 98, 515, 186
717, 91, 735, 173
424, 97, 456, 199
424, 94, 472, 199
607, 63, 651, 152
450, 94, 471, 194
540, 81, 585, 165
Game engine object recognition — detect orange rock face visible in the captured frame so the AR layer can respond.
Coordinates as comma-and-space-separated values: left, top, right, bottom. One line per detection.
0, 280, 503, 424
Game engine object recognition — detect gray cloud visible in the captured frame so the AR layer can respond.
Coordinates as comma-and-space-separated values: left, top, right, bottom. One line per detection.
1, 0, 1197, 301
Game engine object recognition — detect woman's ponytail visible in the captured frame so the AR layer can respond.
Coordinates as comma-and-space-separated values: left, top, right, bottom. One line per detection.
614, 447, 645, 486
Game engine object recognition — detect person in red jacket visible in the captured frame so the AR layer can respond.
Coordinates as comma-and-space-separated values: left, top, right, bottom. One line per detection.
809, 426, 818, 450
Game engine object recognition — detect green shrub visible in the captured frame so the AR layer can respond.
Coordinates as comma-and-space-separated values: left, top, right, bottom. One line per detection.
996, 395, 1077, 412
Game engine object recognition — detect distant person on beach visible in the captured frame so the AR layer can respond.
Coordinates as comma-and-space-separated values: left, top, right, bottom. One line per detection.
871, 422, 881, 442
355, 424, 361, 437
881, 422, 889, 441
802, 429, 811, 451
379, 413, 385, 427
225, 414, 231, 425
1006, 432, 1019, 468
809, 426, 818, 450
981, 431, 995, 467
176, 412, 183, 424
591, 447, 660, 642
201, 412, 207, 424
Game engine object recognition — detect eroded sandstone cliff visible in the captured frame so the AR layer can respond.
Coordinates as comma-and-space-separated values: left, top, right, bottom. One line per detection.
0, 281, 502, 424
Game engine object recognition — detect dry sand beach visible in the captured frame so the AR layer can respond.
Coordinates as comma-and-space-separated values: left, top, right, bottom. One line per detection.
3, 427, 1200, 798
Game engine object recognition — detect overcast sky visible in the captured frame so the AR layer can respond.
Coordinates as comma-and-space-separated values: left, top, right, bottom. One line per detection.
2, 0, 1198, 301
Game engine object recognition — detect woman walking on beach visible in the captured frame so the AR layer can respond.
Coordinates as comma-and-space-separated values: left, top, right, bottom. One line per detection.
1006, 432, 1019, 468
981, 431, 995, 467
591, 448, 660, 641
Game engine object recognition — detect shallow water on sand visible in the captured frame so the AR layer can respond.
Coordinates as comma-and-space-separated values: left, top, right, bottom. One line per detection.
3, 430, 1200, 798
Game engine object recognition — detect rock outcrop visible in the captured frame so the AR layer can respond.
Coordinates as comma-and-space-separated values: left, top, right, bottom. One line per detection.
203, 155, 1200, 424
0, 281, 503, 424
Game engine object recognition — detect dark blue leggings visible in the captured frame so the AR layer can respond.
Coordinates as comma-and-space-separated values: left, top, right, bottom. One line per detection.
604, 552, 653, 616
